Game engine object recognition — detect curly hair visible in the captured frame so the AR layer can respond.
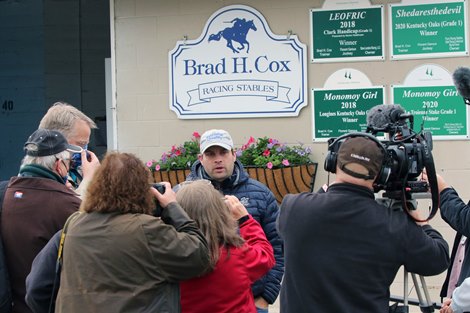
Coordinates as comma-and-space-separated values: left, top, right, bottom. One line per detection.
176, 180, 244, 269
81, 152, 154, 214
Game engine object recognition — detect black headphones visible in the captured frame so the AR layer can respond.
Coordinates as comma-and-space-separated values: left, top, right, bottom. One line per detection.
324, 132, 391, 185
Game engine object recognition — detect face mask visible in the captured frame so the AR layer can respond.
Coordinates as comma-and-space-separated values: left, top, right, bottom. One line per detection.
62, 174, 69, 185
58, 159, 70, 185
70, 144, 88, 170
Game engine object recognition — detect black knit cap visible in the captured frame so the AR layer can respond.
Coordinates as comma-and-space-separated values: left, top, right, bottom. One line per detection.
24, 129, 83, 157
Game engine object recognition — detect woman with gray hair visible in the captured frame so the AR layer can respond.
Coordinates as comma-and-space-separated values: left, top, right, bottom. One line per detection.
176, 180, 275, 313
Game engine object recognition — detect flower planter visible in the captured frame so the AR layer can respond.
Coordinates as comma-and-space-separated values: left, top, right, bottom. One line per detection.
148, 134, 316, 204
245, 163, 318, 203
152, 163, 317, 204
153, 169, 191, 185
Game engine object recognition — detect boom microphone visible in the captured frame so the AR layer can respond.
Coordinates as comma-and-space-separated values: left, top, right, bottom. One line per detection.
366, 104, 406, 129
453, 67, 470, 105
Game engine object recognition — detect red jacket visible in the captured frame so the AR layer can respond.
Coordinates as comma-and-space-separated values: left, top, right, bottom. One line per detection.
181, 216, 275, 313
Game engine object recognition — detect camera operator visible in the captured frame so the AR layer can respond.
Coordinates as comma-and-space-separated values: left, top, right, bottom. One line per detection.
277, 135, 449, 313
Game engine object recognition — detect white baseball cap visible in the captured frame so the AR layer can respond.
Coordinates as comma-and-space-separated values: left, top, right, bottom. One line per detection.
200, 129, 234, 153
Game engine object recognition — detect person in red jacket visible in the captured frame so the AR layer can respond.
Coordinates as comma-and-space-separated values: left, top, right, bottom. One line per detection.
177, 180, 275, 313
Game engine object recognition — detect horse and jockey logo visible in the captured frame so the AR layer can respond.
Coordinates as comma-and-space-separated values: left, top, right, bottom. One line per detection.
208, 18, 257, 53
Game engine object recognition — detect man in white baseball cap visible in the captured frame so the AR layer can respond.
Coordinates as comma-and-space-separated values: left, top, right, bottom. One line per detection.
199, 129, 234, 153
186, 129, 284, 312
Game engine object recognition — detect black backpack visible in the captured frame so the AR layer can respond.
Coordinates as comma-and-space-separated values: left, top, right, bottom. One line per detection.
0, 180, 12, 313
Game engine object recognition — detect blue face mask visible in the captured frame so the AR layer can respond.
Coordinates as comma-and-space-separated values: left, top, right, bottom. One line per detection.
70, 144, 88, 170
58, 159, 70, 185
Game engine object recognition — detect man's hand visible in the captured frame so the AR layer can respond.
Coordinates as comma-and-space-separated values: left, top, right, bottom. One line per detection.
254, 297, 269, 310
421, 170, 450, 194
81, 150, 100, 179
440, 298, 453, 313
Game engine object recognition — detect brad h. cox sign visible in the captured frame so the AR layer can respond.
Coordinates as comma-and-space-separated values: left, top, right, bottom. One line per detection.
169, 5, 308, 119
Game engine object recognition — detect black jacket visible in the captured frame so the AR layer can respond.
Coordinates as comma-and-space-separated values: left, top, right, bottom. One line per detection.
439, 187, 470, 297
278, 183, 449, 313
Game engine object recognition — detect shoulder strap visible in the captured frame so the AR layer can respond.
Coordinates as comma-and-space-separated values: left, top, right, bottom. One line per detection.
48, 211, 81, 313
57, 211, 81, 264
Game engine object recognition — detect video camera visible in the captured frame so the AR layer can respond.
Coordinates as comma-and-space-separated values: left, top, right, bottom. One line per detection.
365, 104, 437, 198
325, 104, 439, 221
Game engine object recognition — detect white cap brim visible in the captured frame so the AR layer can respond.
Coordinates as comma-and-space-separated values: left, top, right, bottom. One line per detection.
201, 143, 232, 153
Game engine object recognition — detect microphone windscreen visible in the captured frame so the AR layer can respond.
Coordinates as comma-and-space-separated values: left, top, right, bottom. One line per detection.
453, 67, 470, 99
367, 104, 391, 128
367, 104, 404, 129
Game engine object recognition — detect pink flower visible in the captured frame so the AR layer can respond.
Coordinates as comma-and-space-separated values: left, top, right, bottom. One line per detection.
282, 159, 290, 166
146, 161, 153, 167
267, 162, 273, 169
193, 131, 200, 138
155, 164, 161, 171
262, 149, 270, 157
246, 136, 255, 145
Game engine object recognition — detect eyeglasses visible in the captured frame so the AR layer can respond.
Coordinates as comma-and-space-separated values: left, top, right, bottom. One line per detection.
55, 157, 70, 162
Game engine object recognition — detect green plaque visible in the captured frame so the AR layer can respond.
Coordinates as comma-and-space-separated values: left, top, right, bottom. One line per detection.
310, 7, 384, 62
392, 86, 468, 138
390, 2, 467, 59
313, 87, 385, 140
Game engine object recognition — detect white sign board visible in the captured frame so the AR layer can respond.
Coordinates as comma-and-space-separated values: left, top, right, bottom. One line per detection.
169, 5, 308, 119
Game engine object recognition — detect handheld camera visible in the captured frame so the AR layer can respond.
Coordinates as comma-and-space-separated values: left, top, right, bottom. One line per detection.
152, 183, 166, 217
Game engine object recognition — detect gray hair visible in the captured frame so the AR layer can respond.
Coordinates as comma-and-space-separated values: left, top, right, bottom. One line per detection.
38, 102, 97, 140
21, 149, 70, 171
